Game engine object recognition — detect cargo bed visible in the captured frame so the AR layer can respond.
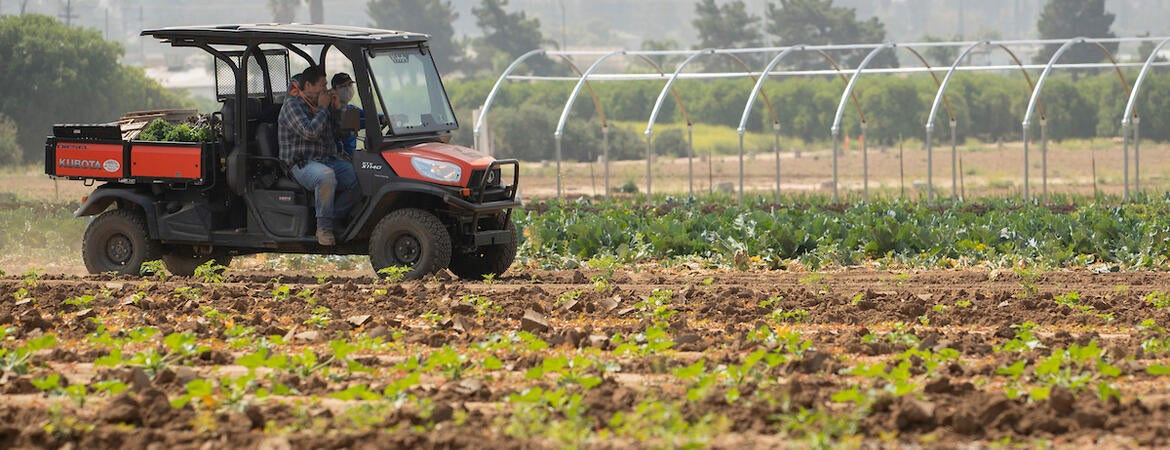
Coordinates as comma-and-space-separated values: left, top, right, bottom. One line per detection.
45, 125, 214, 184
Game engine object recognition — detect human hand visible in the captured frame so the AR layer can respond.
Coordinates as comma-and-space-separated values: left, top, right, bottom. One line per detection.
316, 91, 333, 108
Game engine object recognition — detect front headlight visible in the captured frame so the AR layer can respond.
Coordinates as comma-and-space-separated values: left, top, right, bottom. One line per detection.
411, 157, 462, 183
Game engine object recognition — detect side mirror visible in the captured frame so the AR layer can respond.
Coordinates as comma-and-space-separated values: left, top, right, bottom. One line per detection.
340, 107, 361, 131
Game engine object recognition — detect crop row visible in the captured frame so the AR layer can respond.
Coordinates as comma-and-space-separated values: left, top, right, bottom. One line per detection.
516, 193, 1170, 270
6, 268, 1170, 446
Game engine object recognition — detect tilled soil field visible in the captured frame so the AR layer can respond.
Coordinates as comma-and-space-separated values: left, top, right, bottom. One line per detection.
3, 267, 1170, 449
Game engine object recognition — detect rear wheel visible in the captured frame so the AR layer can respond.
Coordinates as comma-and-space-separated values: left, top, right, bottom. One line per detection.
369, 209, 451, 280
449, 220, 517, 280
162, 247, 233, 277
82, 209, 161, 275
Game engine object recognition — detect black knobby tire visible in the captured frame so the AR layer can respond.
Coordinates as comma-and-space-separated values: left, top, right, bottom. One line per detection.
162, 248, 234, 277
449, 220, 517, 280
82, 209, 162, 276
369, 208, 452, 280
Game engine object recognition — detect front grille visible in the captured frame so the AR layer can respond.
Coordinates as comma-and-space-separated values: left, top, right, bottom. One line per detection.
468, 168, 503, 189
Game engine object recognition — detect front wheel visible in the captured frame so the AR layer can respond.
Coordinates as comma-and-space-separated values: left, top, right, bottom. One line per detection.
369, 209, 451, 280
162, 247, 233, 277
449, 220, 517, 280
82, 209, 161, 275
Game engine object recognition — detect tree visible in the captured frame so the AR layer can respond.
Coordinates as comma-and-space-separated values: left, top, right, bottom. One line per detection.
640, 38, 684, 69
1137, 32, 1168, 64
368, 0, 461, 73
268, 0, 323, 23
691, 0, 762, 71
0, 114, 19, 166
1034, 0, 1117, 65
0, 15, 190, 162
470, 0, 554, 75
692, 0, 762, 50
920, 34, 961, 67
764, 0, 897, 70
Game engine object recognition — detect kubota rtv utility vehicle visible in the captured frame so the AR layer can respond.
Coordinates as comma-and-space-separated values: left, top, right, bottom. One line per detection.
45, 24, 520, 280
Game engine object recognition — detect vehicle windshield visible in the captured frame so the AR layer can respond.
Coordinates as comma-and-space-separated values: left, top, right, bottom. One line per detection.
368, 47, 458, 136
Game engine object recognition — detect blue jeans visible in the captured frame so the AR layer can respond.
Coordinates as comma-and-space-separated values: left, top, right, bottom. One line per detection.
290, 157, 358, 230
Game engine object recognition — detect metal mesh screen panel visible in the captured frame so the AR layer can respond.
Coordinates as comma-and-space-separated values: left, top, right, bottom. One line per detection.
214, 50, 290, 99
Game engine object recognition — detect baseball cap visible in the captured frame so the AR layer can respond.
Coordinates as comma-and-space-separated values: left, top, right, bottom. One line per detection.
332, 72, 354, 88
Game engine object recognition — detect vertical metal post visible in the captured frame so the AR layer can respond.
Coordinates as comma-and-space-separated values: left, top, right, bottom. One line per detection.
1040, 119, 1048, 204
774, 122, 781, 201
688, 124, 694, 197
861, 122, 869, 202
555, 134, 563, 198
1134, 116, 1141, 196
737, 131, 745, 204
1022, 125, 1030, 199
899, 135, 905, 198
925, 126, 933, 202
1122, 122, 1130, 201
831, 131, 840, 203
603, 125, 610, 198
645, 134, 653, 199
950, 120, 958, 199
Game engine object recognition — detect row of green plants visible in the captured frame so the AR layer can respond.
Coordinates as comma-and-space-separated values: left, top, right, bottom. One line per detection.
514, 193, 1170, 270
13, 279, 1170, 447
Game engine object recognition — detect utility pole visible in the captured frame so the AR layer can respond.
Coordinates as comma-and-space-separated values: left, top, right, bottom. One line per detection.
59, 0, 78, 27
558, 0, 566, 50
139, 4, 144, 64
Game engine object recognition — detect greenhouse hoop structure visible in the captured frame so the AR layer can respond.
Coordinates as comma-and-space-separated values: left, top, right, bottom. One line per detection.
474, 37, 1170, 203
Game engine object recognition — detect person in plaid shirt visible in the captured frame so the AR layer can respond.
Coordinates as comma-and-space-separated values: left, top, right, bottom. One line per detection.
278, 66, 358, 246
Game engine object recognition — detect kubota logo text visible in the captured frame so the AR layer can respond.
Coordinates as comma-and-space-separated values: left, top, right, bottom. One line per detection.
60, 158, 120, 173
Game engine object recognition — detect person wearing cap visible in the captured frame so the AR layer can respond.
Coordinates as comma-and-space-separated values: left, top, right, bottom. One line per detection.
278, 66, 357, 246
331, 72, 362, 156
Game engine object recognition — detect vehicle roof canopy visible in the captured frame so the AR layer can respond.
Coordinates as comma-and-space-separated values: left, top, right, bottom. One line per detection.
141, 24, 429, 47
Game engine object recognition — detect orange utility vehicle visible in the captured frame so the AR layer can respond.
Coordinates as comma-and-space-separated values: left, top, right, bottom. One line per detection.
45, 24, 520, 280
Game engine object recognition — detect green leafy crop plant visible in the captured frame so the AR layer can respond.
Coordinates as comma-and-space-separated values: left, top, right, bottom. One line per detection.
997, 340, 1122, 402
517, 194, 1170, 270
96, 331, 209, 377
194, 259, 228, 283
0, 332, 57, 375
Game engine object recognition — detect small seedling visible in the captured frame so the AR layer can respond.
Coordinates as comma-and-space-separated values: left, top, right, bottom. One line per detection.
271, 284, 291, 302
462, 294, 500, 316
304, 306, 333, 328
194, 259, 228, 283
377, 266, 411, 283
1146, 291, 1170, 309
140, 259, 167, 279
556, 289, 583, 307
64, 294, 95, 308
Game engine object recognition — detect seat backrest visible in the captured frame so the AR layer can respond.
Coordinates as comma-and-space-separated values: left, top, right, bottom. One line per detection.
255, 122, 278, 160
220, 97, 262, 144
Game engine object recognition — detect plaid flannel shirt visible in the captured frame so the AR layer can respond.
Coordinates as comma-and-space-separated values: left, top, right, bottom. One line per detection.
278, 94, 338, 165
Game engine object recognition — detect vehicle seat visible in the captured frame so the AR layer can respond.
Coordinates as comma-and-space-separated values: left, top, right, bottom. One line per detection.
255, 122, 304, 191
221, 97, 262, 145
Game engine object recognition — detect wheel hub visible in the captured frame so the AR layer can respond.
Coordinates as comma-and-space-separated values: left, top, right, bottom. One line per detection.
392, 234, 422, 264
106, 234, 133, 265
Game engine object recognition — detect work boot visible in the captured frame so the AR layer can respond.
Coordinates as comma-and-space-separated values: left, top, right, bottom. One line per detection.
315, 228, 336, 246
